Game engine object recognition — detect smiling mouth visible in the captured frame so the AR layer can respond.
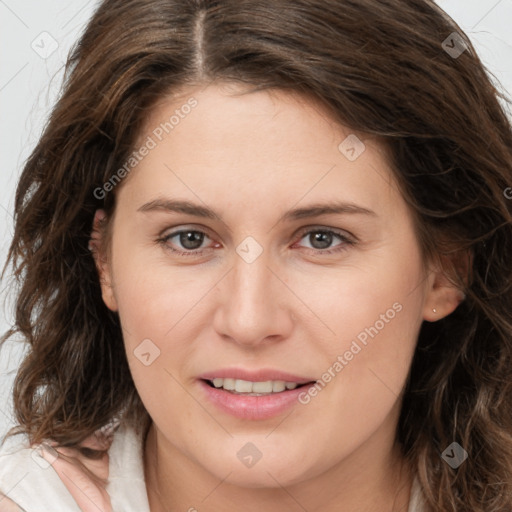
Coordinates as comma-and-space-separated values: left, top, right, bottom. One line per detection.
203, 378, 316, 396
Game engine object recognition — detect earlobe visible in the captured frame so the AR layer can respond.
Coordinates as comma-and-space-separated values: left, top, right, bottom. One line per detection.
422, 289, 465, 322
89, 209, 118, 312
422, 252, 469, 322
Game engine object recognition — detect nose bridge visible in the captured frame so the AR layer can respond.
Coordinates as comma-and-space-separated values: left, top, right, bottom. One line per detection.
214, 242, 291, 346
231, 246, 275, 320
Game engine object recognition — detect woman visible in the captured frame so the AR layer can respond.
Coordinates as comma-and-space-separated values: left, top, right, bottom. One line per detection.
1, 0, 512, 511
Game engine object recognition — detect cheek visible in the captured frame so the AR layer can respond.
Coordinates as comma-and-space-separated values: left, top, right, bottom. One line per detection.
111, 258, 200, 435
295, 293, 423, 469
113, 267, 202, 373
110, 230, 203, 339
335, 300, 421, 397
107, 242, 182, 368
305, 243, 426, 417
316, 248, 424, 356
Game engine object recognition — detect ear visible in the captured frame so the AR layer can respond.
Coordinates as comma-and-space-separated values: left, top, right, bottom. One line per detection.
422, 250, 469, 322
89, 209, 118, 312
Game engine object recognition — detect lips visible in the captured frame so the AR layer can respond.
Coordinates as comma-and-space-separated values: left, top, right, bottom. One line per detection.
197, 368, 317, 420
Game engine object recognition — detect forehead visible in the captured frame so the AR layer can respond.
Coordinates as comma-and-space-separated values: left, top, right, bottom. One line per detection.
121, 82, 400, 219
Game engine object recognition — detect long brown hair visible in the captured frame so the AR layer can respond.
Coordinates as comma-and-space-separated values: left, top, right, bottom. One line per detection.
2, 1, 512, 510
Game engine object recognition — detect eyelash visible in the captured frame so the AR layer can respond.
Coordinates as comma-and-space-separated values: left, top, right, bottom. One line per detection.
157, 226, 356, 257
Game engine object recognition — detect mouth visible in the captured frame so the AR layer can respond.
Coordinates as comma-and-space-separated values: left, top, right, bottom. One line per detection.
202, 378, 316, 396
197, 369, 318, 419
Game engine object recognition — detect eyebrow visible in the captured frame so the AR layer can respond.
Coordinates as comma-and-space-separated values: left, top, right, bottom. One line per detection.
137, 198, 377, 222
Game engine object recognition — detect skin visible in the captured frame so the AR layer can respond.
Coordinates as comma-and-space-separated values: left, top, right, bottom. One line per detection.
91, 81, 463, 512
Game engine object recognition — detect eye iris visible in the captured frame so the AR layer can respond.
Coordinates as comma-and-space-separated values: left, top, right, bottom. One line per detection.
180, 231, 204, 250
310, 231, 332, 249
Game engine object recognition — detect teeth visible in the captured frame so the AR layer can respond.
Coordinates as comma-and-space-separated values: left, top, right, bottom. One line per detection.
210, 378, 300, 394
223, 378, 236, 391
272, 381, 286, 392
212, 378, 225, 388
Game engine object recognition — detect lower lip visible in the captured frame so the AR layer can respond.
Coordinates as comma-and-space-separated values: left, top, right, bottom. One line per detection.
198, 380, 314, 420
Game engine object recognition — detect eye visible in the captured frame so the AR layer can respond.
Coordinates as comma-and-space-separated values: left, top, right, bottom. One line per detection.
157, 226, 356, 257
157, 228, 215, 256
294, 227, 355, 254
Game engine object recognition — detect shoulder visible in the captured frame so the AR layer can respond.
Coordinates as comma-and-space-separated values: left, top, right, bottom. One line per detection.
0, 419, 150, 512
0, 433, 82, 512
0, 419, 119, 512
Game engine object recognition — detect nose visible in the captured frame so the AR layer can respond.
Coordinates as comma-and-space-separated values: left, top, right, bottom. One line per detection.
212, 246, 295, 348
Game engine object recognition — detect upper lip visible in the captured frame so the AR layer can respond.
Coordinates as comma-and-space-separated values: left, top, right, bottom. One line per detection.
198, 368, 316, 384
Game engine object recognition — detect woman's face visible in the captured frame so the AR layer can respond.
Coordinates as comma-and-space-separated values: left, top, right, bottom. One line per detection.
94, 82, 458, 487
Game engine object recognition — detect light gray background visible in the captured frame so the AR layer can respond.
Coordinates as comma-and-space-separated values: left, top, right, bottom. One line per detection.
1, 0, 512, 439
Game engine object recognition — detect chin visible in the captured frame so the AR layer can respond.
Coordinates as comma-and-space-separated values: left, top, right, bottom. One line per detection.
200, 450, 318, 489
